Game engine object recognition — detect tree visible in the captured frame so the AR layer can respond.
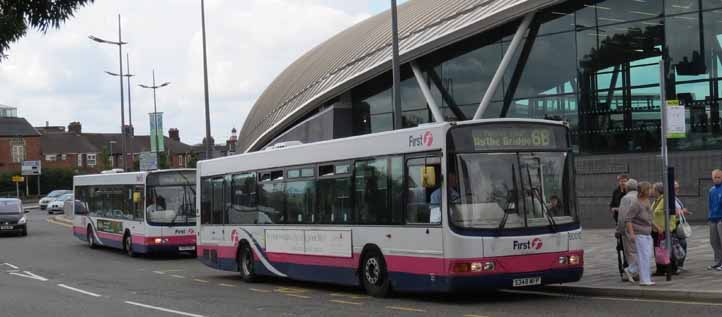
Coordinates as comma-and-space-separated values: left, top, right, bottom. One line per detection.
0, 0, 94, 61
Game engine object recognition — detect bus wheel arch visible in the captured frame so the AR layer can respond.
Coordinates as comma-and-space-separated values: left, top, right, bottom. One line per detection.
237, 240, 257, 282
86, 225, 96, 249
359, 244, 392, 298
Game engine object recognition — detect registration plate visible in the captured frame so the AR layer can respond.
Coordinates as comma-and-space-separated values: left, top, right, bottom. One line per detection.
0, 225, 13, 230
178, 246, 196, 251
512, 277, 541, 287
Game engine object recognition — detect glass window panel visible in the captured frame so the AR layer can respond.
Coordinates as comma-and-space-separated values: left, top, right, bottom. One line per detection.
594, 0, 663, 26
301, 168, 314, 178
354, 159, 390, 225
288, 169, 300, 179
335, 164, 350, 174
228, 173, 266, 225
369, 113, 394, 133
317, 176, 352, 224
286, 180, 316, 224
402, 109, 431, 128
258, 182, 285, 223
666, 0, 699, 15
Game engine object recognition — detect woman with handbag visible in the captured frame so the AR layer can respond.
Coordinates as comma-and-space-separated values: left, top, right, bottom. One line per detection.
652, 182, 677, 275
625, 182, 656, 286
674, 181, 691, 272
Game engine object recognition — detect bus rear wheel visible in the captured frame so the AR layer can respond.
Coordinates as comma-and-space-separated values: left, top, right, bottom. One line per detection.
124, 233, 136, 257
238, 244, 257, 283
87, 226, 96, 249
361, 250, 391, 298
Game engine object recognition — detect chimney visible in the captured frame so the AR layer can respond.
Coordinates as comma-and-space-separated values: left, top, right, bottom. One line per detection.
168, 128, 180, 142
68, 122, 82, 134
226, 128, 238, 154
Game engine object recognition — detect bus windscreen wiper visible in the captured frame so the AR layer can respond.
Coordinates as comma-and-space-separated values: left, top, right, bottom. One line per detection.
498, 164, 519, 233
524, 163, 557, 232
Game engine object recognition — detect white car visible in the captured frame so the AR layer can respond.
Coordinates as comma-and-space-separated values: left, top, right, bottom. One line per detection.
39, 190, 71, 210
47, 193, 73, 214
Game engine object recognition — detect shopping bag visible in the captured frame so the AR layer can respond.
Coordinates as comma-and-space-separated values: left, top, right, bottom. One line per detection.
677, 214, 692, 239
655, 245, 670, 265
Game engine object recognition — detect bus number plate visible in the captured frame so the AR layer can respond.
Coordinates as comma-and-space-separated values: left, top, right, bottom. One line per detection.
178, 246, 195, 251
512, 277, 541, 287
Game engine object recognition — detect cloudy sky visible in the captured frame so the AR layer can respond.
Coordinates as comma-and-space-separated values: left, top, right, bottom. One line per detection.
0, 0, 404, 145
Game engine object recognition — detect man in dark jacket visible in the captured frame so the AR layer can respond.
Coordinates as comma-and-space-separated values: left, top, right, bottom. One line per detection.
708, 169, 722, 271
610, 174, 629, 224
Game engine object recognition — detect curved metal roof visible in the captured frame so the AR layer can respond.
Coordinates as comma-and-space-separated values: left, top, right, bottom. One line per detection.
238, 0, 562, 152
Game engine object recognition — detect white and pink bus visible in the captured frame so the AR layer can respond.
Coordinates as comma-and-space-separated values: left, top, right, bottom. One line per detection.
197, 119, 582, 296
72, 169, 197, 256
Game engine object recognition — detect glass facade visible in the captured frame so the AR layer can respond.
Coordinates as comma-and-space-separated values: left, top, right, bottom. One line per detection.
346, 0, 722, 154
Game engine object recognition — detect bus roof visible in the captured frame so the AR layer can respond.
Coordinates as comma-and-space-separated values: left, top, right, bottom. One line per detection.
198, 118, 566, 178
73, 168, 195, 186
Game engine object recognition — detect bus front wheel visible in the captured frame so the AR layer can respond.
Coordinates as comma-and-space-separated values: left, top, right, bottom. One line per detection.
124, 233, 136, 257
238, 244, 257, 283
87, 226, 96, 249
361, 250, 391, 298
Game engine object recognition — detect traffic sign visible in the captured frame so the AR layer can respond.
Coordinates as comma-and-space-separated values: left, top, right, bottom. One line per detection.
139, 152, 158, 171
12, 176, 24, 183
21, 160, 41, 176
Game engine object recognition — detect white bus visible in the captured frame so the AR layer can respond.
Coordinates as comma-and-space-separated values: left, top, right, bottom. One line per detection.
72, 169, 197, 256
196, 119, 582, 296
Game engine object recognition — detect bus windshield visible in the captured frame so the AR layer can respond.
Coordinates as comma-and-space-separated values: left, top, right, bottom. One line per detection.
146, 171, 197, 226
447, 123, 577, 231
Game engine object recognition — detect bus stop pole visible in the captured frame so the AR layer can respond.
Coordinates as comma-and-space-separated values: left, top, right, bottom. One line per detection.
659, 59, 672, 281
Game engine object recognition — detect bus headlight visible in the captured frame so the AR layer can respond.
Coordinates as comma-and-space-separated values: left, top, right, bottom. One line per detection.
569, 255, 580, 265
470, 262, 482, 272
153, 238, 168, 244
482, 261, 495, 271
558, 256, 569, 264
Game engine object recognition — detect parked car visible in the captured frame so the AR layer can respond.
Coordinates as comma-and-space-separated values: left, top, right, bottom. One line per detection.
39, 190, 71, 210
47, 193, 73, 214
0, 198, 28, 236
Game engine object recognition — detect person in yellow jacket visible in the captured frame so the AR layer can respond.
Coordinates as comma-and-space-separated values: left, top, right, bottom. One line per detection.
651, 182, 677, 275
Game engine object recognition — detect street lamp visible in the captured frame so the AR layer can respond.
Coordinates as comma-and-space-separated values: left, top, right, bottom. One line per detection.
201, 0, 213, 159
139, 70, 170, 162
89, 14, 129, 171
105, 53, 135, 170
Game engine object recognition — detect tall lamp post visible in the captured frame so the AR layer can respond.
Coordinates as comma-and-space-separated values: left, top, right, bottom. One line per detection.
139, 70, 170, 165
89, 14, 128, 170
105, 53, 135, 170
201, 0, 213, 158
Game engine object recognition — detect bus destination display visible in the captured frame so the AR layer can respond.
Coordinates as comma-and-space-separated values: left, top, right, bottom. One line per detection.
472, 126, 559, 151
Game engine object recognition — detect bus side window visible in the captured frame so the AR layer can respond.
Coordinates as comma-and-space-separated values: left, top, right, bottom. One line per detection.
317, 163, 352, 224
405, 156, 442, 224
200, 178, 212, 225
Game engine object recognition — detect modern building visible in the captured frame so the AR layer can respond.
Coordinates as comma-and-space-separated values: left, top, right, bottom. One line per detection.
239, 0, 722, 227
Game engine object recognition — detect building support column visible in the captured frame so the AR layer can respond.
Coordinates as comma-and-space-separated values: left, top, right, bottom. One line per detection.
410, 61, 445, 123
474, 12, 535, 120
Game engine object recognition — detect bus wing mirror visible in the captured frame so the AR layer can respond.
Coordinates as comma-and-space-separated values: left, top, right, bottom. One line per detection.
421, 166, 436, 188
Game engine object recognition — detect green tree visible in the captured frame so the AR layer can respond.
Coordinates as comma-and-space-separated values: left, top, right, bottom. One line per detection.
0, 0, 94, 61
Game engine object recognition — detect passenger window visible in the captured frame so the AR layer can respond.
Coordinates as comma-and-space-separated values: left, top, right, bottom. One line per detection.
318, 170, 352, 224
355, 158, 393, 225
228, 172, 264, 224
406, 156, 442, 224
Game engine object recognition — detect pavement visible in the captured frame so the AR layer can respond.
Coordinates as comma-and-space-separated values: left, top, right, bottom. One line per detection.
5, 210, 722, 316
542, 224, 722, 302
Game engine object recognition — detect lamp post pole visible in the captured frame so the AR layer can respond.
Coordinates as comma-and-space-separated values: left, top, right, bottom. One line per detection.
139, 70, 171, 165
105, 54, 135, 170
89, 14, 128, 170
390, 0, 402, 130
201, 0, 213, 158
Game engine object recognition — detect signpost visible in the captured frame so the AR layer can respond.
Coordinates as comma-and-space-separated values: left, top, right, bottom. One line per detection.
139, 152, 158, 171
21, 160, 41, 196
12, 176, 24, 198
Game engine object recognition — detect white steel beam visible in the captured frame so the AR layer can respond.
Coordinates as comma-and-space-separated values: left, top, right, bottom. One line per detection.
474, 12, 536, 120
411, 61, 445, 123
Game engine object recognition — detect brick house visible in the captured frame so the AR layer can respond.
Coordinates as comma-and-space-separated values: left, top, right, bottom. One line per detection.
0, 106, 41, 173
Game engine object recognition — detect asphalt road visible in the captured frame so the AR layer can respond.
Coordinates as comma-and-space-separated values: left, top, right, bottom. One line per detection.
1, 208, 721, 317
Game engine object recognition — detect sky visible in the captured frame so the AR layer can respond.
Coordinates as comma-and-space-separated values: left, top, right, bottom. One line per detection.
0, 1, 405, 145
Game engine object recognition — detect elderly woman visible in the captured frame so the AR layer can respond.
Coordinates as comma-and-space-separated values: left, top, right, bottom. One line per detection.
652, 182, 677, 275
624, 181, 655, 286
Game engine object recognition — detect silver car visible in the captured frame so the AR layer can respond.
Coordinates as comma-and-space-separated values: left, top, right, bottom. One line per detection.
47, 193, 73, 214
39, 190, 71, 210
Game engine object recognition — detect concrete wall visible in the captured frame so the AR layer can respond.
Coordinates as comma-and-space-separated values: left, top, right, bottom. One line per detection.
576, 150, 721, 228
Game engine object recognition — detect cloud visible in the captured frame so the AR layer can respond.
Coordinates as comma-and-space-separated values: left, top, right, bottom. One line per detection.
0, 0, 374, 145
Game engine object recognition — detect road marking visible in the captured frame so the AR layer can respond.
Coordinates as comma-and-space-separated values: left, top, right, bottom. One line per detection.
274, 287, 309, 294
193, 279, 209, 283
502, 289, 722, 307
46, 219, 72, 228
9, 271, 48, 281
386, 306, 426, 312
219, 283, 237, 288
171, 275, 186, 279
124, 301, 205, 317
464, 315, 490, 317
329, 299, 363, 305
249, 288, 271, 293
57, 284, 102, 297
330, 293, 369, 300
2, 263, 19, 269
284, 294, 311, 299
152, 271, 166, 275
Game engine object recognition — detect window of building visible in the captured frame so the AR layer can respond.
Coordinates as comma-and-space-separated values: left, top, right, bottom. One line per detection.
77, 154, 83, 167
11, 144, 25, 163
87, 154, 97, 167
61, 154, 67, 161
46, 154, 57, 162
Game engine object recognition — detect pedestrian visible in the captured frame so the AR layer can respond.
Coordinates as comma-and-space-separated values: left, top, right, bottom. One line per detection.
625, 181, 655, 286
651, 182, 676, 275
708, 169, 722, 271
674, 180, 689, 272
610, 174, 629, 223
617, 178, 638, 279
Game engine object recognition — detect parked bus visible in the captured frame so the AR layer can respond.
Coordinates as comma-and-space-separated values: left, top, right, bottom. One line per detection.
72, 169, 197, 256
196, 119, 582, 296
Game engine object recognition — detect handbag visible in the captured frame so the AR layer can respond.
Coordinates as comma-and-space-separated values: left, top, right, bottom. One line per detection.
655, 239, 671, 265
677, 214, 692, 239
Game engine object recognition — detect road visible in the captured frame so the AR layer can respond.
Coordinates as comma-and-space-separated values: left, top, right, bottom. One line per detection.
1, 208, 721, 317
